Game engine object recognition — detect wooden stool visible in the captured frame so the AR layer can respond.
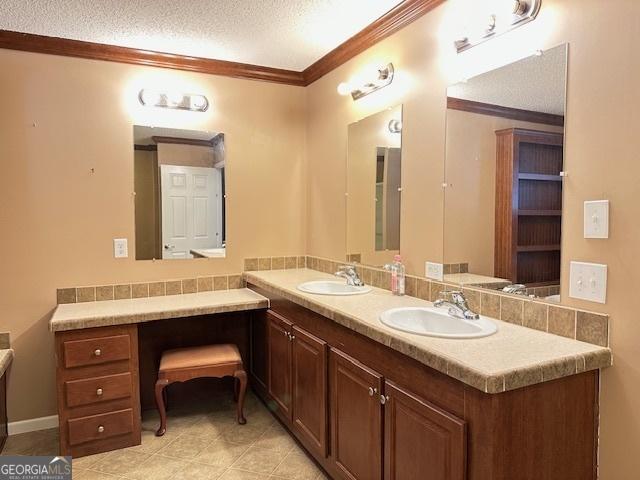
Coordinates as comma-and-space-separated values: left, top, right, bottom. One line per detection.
154, 343, 247, 436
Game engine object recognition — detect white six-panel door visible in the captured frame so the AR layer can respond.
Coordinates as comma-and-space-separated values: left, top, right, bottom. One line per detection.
160, 165, 222, 259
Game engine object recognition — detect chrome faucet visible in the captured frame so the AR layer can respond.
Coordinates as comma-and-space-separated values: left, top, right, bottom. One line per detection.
434, 291, 479, 320
335, 265, 365, 287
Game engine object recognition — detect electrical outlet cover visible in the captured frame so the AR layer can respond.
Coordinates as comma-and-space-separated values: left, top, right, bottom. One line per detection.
113, 238, 128, 259
425, 262, 444, 281
569, 261, 607, 303
584, 200, 609, 239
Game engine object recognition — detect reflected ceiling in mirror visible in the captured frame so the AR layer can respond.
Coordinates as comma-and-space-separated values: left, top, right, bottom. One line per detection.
443, 44, 567, 304
346, 105, 403, 268
133, 126, 226, 260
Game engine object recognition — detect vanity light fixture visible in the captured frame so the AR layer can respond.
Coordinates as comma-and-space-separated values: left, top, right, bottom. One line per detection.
454, 0, 541, 53
337, 63, 395, 100
138, 89, 209, 112
388, 119, 403, 133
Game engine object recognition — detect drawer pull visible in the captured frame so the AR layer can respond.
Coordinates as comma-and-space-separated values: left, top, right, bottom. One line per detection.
97, 425, 105, 433
94, 349, 102, 356
96, 388, 103, 396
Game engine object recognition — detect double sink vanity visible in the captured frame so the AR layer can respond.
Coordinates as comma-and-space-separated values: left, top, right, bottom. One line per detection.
50, 263, 611, 480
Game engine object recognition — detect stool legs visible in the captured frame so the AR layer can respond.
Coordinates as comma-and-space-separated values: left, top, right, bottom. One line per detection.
234, 369, 247, 425
155, 379, 169, 436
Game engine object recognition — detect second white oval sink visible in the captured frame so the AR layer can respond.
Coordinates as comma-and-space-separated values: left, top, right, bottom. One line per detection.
298, 280, 372, 296
380, 307, 497, 339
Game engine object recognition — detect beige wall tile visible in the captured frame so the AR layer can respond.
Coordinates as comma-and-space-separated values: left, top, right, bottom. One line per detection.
197, 277, 213, 292
430, 282, 445, 302
165, 280, 182, 296
462, 288, 481, 313
258, 257, 272, 271
56, 288, 77, 304
405, 276, 417, 297
114, 284, 132, 300
548, 306, 576, 339
244, 258, 259, 271
214, 276, 229, 290
132, 283, 149, 298
182, 278, 197, 294
149, 282, 165, 297
481, 292, 500, 318
297, 256, 306, 268
0, 333, 10, 350
95, 285, 114, 302
576, 311, 609, 347
416, 279, 430, 301
523, 302, 548, 331
285, 256, 297, 269
500, 296, 524, 325
271, 257, 285, 270
77, 286, 96, 303
228, 275, 244, 290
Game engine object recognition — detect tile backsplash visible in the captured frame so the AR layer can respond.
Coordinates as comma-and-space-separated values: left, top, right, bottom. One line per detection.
57, 274, 245, 305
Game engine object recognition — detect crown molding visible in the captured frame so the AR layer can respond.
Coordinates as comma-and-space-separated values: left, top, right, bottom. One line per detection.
447, 97, 565, 127
302, 0, 445, 85
0, 0, 445, 87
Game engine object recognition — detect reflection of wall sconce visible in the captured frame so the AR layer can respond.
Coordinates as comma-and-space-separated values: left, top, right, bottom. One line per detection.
337, 63, 395, 100
138, 89, 209, 112
388, 119, 403, 133
454, 0, 541, 53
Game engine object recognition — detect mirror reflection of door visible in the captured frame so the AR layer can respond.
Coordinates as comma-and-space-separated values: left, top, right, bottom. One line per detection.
133, 126, 227, 260
375, 147, 401, 251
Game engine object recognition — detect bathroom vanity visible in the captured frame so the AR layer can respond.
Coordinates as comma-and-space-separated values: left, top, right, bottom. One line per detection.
245, 268, 610, 480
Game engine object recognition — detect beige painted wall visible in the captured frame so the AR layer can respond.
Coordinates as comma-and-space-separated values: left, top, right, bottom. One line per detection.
0, 49, 306, 422
305, 0, 640, 477
133, 149, 159, 260
443, 109, 563, 276
157, 142, 215, 168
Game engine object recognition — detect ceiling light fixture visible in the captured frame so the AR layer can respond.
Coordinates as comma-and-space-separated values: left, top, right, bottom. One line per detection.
337, 63, 395, 100
454, 0, 541, 53
138, 89, 209, 112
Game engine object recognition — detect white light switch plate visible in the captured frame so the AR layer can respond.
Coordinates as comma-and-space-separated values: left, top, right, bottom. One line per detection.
425, 262, 444, 281
569, 261, 607, 303
113, 238, 128, 258
584, 200, 609, 238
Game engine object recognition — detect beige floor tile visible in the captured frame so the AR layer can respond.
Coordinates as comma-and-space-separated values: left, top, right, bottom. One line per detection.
221, 423, 271, 445
73, 469, 122, 480
271, 452, 321, 480
231, 445, 287, 474
91, 450, 150, 475
182, 414, 235, 439
219, 469, 271, 480
2, 428, 59, 456
155, 434, 214, 459
170, 461, 227, 479
253, 425, 296, 453
124, 429, 179, 454
193, 439, 250, 468
72, 450, 113, 470
121, 455, 188, 480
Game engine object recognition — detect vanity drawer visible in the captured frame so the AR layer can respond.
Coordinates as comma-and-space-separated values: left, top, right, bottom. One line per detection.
67, 408, 134, 446
63, 335, 131, 368
65, 372, 132, 408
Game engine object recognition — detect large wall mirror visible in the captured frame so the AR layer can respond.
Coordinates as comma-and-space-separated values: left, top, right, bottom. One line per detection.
443, 44, 567, 303
133, 126, 226, 260
346, 105, 403, 268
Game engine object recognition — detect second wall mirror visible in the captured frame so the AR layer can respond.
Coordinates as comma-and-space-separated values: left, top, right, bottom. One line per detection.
443, 44, 567, 303
346, 105, 403, 268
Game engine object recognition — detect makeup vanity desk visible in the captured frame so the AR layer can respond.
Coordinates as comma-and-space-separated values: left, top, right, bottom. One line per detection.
49, 288, 269, 457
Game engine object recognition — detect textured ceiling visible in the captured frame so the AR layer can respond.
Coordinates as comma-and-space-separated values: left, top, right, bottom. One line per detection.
448, 44, 567, 115
0, 0, 403, 70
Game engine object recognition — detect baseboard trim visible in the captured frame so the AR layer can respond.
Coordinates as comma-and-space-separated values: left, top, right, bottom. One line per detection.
8, 415, 59, 435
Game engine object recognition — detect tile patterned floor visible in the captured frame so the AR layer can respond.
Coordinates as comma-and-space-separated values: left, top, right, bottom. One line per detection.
1, 391, 329, 479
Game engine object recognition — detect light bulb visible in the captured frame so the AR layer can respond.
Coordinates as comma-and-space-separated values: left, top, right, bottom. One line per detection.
337, 82, 352, 96
167, 91, 184, 105
139, 89, 161, 106
191, 95, 208, 110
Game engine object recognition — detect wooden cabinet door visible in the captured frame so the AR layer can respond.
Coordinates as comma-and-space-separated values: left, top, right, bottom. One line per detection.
384, 381, 466, 480
292, 326, 328, 457
330, 348, 383, 480
267, 310, 293, 420
250, 312, 269, 392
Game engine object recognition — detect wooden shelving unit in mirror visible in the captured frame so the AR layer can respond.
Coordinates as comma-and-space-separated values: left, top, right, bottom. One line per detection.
494, 128, 564, 286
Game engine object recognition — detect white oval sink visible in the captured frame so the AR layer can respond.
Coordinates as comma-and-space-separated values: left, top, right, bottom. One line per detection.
297, 280, 372, 296
380, 307, 497, 339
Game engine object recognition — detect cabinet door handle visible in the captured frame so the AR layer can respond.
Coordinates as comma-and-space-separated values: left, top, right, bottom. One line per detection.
380, 394, 389, 405
368, 387, 378, 397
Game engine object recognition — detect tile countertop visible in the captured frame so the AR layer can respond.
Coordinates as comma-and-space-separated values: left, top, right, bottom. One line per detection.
244, 268, 613, 394
49, 288, 269, 332
0, 349, 14, 378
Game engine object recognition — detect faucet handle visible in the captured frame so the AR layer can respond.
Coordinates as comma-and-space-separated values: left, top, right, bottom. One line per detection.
439, 290, 466, 304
